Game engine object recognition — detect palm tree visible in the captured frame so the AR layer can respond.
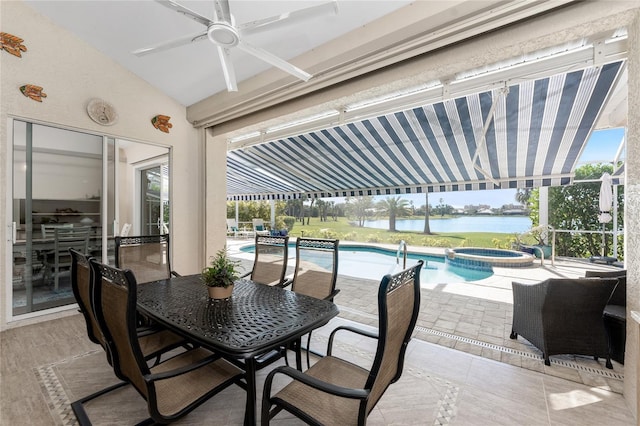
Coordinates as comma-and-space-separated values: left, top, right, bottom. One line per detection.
423, 192, 432, 234
376, 196, 410, 232
515, 188, 532, 207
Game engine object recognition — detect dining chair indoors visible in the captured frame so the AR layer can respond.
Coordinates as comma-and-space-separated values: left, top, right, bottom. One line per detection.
286, 237, 340, 368
69, 249, 190, 425
88, 259, 244, 425
262, 260, 423, 426
115, 234, 179, 284
42, 225, 91, 290
243, 234, 290, 287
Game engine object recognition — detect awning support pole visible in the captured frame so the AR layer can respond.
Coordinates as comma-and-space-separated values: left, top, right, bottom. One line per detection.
471, 87, 509, 186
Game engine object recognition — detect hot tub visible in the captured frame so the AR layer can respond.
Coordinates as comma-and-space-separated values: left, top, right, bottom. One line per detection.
445, 247, 535, 270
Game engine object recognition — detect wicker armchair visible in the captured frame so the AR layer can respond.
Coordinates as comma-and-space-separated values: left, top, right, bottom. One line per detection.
115, 234, 179, 284
585, 269, 627, 364
242, 234, 290, 287
510, 277, 618, 368
69, 249, 190, 425
88, 259, 243, 424
262, 260, 423, 425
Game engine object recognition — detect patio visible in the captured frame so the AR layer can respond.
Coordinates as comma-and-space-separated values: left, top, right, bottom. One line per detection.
228, 238, 626, 394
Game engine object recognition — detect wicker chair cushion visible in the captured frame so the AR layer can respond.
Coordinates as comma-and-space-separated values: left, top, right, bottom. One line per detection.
274, 356, 368, 426
585, 270, 626, 306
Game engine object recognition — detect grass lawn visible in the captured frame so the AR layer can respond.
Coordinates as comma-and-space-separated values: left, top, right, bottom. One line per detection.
284, 216, 516, 249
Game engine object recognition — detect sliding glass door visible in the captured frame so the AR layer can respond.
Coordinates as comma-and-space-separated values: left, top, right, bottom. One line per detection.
140, 163, 169, 236
9, 120, 170, 317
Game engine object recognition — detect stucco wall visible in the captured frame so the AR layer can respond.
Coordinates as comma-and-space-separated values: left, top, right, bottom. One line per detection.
0, 1, 205, 329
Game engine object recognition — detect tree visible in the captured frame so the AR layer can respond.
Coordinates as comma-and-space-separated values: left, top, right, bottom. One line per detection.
423, 192, 432, 234
305, 198, 315, 225
529, 163, 624, 258
515, 188, 532, 207
376, 196, 410, 232
345, 196, 374, 226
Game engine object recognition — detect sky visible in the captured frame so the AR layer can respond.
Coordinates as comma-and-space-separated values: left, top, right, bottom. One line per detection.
327, 127, 626, 208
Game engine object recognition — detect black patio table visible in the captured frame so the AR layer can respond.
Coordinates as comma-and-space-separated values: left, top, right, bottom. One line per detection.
137, 275, 339, 425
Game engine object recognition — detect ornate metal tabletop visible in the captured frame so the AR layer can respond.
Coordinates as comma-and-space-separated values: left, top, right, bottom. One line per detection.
137, 275, 339, 359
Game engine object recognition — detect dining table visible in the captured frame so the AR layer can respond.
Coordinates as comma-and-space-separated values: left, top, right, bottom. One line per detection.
136, 275, 339, 425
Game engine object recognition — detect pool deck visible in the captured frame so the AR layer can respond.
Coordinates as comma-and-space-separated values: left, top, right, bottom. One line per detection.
226, 238, 625, 393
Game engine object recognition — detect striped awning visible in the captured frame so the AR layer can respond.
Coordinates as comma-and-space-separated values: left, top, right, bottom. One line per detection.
227, 61, 624, 201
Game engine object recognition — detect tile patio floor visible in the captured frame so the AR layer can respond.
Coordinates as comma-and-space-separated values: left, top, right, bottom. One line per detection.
227, 238, 626, 393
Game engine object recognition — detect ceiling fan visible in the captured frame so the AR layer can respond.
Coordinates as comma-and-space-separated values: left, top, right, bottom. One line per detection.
133, 0, 339, 92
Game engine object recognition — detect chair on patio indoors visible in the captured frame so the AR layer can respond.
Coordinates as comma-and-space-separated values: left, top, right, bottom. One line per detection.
87, 259, 244, 425
242, 234, 289, 287
285, 237, 340, 368
510, 277, 618, 368
42, 225, 91, 290
262, 260, 423, 425
585, 269, 627, 364
69, 249, 191, 425
115, 234, 179, 284
252, 218, 270, 236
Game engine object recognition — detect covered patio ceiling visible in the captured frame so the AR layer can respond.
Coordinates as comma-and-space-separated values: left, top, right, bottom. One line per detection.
226, 41, 627, 201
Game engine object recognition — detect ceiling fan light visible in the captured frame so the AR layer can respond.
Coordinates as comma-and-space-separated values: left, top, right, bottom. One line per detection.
207, 23, 239, 47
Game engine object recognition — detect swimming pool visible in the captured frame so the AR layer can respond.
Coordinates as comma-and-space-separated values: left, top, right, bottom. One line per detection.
240, 243, 493, 283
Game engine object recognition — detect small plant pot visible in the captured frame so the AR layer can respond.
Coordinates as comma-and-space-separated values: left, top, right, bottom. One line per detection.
207, 284, 234, 300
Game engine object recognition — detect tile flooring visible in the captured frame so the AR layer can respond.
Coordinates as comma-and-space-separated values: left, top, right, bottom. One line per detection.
0, 314, 635, 425
1, 239, 635, 424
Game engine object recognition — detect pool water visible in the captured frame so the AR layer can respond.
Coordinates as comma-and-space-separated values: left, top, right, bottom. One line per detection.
240, 244, 493, 283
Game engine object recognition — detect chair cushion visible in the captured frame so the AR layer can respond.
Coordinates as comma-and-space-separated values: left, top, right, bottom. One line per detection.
256, 225, 264, 231
604, 304, 626, 321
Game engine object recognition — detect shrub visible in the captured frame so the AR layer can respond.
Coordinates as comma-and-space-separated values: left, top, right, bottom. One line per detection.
320, 229, 338, 239
277, 215, 296, 231
341, 231, 358, 241
366, 234, 382, 243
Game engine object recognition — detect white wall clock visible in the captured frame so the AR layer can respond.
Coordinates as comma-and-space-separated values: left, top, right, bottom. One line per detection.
87, 98, 118, 126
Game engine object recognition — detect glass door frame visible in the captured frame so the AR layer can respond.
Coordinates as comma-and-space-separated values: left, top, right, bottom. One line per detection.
5, 116, 171, 322
134, 155, 171, 237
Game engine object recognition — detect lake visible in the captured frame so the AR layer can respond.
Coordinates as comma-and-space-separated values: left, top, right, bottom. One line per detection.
363, 216, 532, 234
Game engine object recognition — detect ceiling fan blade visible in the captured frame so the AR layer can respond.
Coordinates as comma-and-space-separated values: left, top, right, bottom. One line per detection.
132, 31, 208, 57
237, 40, 312, 82
216, 46, 238, 92
238, 1, 338, 35
213, 0, 232, 23
155, 0, 213, 27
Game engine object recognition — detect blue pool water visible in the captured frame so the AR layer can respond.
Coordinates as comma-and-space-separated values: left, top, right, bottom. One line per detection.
240, 244, 493, 283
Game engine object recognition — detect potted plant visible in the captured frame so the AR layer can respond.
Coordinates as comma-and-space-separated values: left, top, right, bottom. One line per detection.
201, 248, 241, 300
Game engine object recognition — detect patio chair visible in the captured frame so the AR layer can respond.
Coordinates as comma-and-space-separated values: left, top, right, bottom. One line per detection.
69, 250, 191, 425
242, 234, 290, 287
262, 260, 423, 425
227, 218, 252, 238
285, 237, 340, 368
42, 225, 91, 290
585, 269, 627, 364
252, 218, 270, 236
88, 259, 244, 425
510, 277, 618, 368
115, 234, 179, 284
